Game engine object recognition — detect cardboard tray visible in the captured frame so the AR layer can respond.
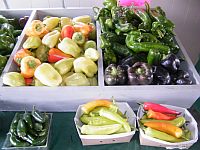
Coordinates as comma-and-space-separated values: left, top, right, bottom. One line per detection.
0, 8, 199, 111
74, 102, 136, 146
137, 104, 198, 149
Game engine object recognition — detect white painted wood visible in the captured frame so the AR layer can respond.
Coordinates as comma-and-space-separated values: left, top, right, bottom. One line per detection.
0, 8, 199, 112
31, 0, 50, 8
5, 0, 32, 9
0, 0, 6, 9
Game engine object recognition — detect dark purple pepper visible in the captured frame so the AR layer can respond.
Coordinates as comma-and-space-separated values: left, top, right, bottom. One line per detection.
127, 62, 153, 85
161, 54, 180, 73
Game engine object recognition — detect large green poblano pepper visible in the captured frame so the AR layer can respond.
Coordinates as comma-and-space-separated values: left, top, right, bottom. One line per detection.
103, 48, 117, 66
134, 8, 152, 32
126, 31, 170, 54
0, 35, 15, 55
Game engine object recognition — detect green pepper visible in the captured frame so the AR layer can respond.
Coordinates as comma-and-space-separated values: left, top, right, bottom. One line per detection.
81, 124, 122, 135
32, 106, 46, 123
103, 48, 117, 66
9, 113, 21, 136
80, 115, 117, 125
115, 21, 135, 33
0, 35, 15, 55
100, 34, 111, 49
99, 17, 110, 33
38, 114, 49, 137
101, 32, 126, 45
17, 119, 27, 138
112, 42, 132, 58
0, 15, 8, 24
142, 33, 160, 43
32, 135, 47, 146
135, 9, 152, 32
1, 23, 15, 39
34, 122, 43, 131
23, 112, 33, 129
140, 116, 186, 127
9, 134, 30, 147
143, 127, 185, 143
103, 0, 117, 10
99, 108, 131, 132
0, 55, 7, 73
151, 22, 166, 39
147, 49, 162, 65
126, 31, 170, 54
93, 7, 111, 21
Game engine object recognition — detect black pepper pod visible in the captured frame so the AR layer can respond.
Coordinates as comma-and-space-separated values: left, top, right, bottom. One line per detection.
152, 66, 171, 85
104, 64, 127, 85
127, 62, 153, 85
161, 53, 180, 73
171, 70, 192, 85
9, 134, 30, 147
17, 119, 27, 138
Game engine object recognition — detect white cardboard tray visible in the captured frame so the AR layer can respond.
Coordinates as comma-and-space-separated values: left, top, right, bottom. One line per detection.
137, 104, 198, 149
0, 8, 199, 111
74, 102, 136, 146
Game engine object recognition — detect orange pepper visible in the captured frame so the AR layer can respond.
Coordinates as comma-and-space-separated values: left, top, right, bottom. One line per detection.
20, 56, 41, 78
14, 49, 32, 66
25, 20, 48, 37
74, 22, 93, 37
144, 122, 183, 138
147, 110, 177, 120
82, 100, 112, 114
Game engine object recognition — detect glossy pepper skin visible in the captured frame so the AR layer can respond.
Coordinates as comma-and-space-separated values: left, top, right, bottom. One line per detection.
0, 55, 7, 73
147, 110, 177, 120
161, 53, 180, 73
126, 31, 170, 54
103, 48, 117, 66
0, 35, 15, 55
134, 8, 152, 32
143, 102, 181, 115
103, 0, 117, 10
99, 34, 111, 49
9, 113, 21, 136
152, 66, 171, 85
147, 49, 162, 65
104, 64, 127, 85
127, 62, 153, 85
32, 106, 46, 123
93, 7, 111, 21
112, 42, 132, 58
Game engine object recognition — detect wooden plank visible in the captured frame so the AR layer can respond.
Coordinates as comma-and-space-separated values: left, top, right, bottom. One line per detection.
31, 0, 50, 8
64, 0, 80, 7
49, 0, 64, 8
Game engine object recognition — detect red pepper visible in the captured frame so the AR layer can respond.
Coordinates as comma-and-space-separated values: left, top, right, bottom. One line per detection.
48, 48, 73, 63
143, 102, 181, 115
147, 110, 177, 120
24, 78, 33, 86
61, 25, 74, 39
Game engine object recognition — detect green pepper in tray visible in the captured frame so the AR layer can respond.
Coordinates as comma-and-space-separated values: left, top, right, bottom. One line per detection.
7, 107, 51, 148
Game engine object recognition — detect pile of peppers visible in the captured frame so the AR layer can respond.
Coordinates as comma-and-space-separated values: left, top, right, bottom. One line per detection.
95, 0, 192, 86
80, 99, 133, 135
0, 15, 29, 74
9, 106, 50, 147
139, 102, 191, 143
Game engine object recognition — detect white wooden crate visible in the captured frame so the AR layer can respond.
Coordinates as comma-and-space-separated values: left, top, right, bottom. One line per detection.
0, 8, 199, 112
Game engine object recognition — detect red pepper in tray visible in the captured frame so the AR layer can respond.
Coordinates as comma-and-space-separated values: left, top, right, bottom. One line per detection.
143, 102, 181, 115
147, 110, 177, 120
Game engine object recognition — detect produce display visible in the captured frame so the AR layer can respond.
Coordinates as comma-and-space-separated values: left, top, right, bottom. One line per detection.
2, 15, 99, 86
79, 99, 134, 135
139, 102, 192, 143
8, 106, 50, 147
94, 0, 193, 85
0, 15, 29, 74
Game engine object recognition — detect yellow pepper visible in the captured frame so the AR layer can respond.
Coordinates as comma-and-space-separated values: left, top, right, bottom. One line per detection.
42, 30, 60, 48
